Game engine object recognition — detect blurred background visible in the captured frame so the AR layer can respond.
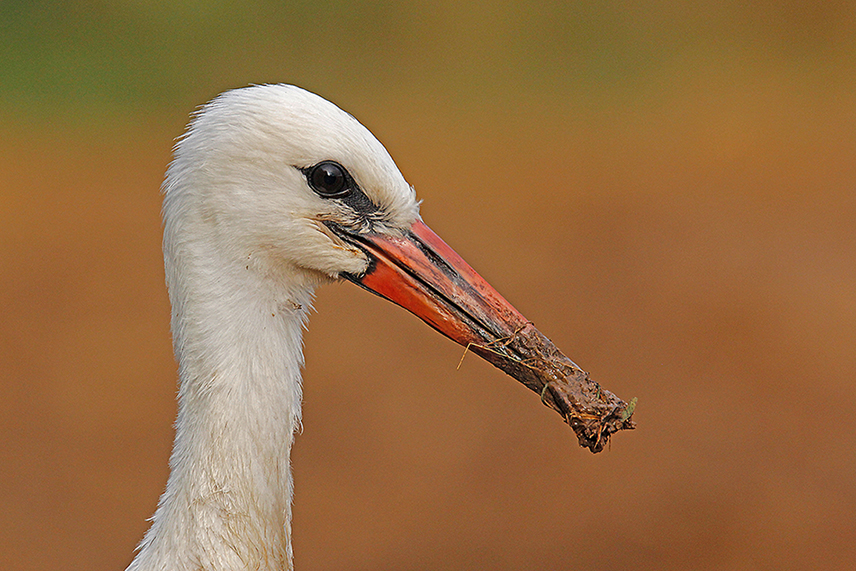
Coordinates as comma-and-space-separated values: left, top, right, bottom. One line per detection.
1, 1, 854, 569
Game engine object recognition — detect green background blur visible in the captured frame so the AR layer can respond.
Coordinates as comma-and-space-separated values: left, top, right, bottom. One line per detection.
2, 2, 854, 570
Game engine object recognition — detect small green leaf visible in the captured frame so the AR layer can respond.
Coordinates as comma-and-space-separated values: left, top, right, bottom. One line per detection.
620, 397, 638, 421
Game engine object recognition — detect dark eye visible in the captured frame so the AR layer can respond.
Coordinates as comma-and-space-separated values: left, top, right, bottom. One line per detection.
307, 161, 352, 198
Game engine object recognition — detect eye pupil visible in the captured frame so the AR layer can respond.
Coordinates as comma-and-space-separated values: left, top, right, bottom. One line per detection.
308, 161, 349, 197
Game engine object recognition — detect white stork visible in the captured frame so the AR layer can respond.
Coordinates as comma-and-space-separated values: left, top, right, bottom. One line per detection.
126, 84, 628, 571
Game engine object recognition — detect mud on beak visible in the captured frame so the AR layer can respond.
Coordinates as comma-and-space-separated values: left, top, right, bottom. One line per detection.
328, 219, 635, 453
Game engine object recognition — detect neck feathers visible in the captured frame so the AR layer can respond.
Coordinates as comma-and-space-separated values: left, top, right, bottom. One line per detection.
128, 230, 315, 571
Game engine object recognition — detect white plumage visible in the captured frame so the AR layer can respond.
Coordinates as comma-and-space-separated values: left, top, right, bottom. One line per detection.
130, 85, 421, 571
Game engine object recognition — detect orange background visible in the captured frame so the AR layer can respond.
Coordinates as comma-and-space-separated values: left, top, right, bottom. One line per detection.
1, 3, 854, 570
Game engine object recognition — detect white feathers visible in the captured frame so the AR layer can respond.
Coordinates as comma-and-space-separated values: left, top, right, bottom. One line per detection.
128, 85, 422, 571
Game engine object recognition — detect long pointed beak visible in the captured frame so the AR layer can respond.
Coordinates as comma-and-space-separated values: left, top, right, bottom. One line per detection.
332, 219, 635, 452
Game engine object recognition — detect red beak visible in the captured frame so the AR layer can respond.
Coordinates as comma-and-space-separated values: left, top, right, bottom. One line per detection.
349, 220, 531, 350
332, 219, 635, 452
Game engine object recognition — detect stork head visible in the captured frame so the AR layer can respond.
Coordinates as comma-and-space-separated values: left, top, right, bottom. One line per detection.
161, 83, 634, 453
163, 84, 419, 285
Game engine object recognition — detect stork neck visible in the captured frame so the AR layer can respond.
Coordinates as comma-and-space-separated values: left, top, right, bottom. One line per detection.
128, 251, 316, 571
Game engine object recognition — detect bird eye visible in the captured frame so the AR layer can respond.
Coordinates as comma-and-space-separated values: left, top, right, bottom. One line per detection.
307, 161, 351, 198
